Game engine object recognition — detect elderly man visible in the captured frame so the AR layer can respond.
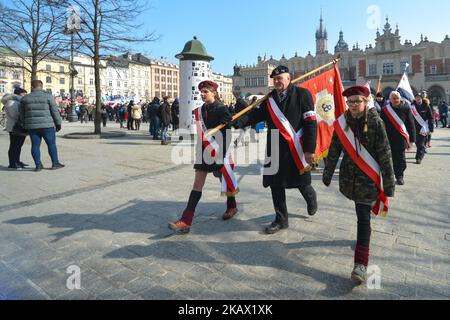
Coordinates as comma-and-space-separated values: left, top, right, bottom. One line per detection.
237, 65, 318, 234
20, 80, 65, 171
380, 91, 416, 185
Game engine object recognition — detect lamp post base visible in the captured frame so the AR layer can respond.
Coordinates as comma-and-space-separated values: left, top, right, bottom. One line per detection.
67, 110, 78, 123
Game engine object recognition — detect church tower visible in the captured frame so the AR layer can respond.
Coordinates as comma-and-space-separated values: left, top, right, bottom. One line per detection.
316, 10, 328, 55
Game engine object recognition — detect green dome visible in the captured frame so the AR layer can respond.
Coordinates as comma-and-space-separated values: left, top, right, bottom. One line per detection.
175, 36, 214, 62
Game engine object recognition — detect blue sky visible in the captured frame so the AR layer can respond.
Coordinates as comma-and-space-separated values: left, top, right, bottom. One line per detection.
134, 0, 450, 75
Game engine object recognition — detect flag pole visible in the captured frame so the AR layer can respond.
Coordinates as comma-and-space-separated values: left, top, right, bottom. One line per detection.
204, 56, 341, 138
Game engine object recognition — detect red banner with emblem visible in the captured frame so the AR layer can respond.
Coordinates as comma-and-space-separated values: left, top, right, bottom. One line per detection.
298, 65, 347, 162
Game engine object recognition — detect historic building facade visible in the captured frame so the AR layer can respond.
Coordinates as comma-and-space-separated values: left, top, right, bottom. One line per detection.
233, 15, 450, 104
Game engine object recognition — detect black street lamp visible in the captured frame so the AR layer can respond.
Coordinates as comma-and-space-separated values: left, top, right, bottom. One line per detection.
65, 8, 82, 122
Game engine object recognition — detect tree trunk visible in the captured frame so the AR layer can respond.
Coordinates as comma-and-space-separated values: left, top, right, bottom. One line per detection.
94, 54, 102, 134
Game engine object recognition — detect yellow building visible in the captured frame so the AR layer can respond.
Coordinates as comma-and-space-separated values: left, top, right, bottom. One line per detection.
213, 72, 234, 105
23, 55, 70, 96
150, 60, 180, 99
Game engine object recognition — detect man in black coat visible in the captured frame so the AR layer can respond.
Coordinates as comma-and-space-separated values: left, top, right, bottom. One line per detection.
238, 66, 318, 234
412, 94, 434, 164
380, 91, 416, 186
232, 87, 250, 147
439, 100, 448, 128
158, 96, 172, 145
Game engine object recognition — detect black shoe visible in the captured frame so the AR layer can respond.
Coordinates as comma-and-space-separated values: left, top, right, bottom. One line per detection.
8, 165, 22, 171
265, 222, 288, 235
307, 193, 318, 217
51, 163, 65, 170
396, 177, 405, 186
18, 162, 29, 168
35, 164, 44, 172
416, 159, 422, 165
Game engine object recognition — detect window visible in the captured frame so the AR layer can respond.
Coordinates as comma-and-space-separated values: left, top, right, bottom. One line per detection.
245, 78, 251, 87
46, 65, 51, 71
168, 84, 172, 90
400, 61, 409, 73
174, 85, 178, 91
161, 70, 166, 75
116, 81, 120, 87
0, 84, 4, 93
145, 90, 149, 96
90, 69, 94, 75
155, 84, 160, 89
0, 69, 6, 78
60, 66, 65, 73
162, 77, 166, 82
155, 68, 160, 74
168, 70, 172, 76
78, 78, 83, 85
257, 77, 265, 86
174, 71, 178, 77
251, 78, 257, 86
13, 72, 20, 80
46, 77, 52, 83
145, 80, 149, 86
90, 79, 94, 85
369, 64, 377, 76
430, 65, 437, 74
145, 71, 149, 78
124, 81, 128, 87
168, 78, 172, 83
383, 63, 394, 75
155, 76, 160, 82
109, 81, 113, 87
60, 78, 65, 84
90, 90, 94, 97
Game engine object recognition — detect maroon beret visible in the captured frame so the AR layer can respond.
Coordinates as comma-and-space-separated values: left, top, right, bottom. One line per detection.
198, 80, 219, 91
342, 85, 370, 98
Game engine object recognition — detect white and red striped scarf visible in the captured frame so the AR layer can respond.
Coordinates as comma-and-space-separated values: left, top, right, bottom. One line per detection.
194, 107, 239, 196
382, 105, 410, 144
410, 105, 430, 135
334, 114, 389, 217
266, 97, 314, 174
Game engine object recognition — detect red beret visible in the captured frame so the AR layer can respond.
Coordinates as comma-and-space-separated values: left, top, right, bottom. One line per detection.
342, 85, 370, 98
198, 80, 219, 91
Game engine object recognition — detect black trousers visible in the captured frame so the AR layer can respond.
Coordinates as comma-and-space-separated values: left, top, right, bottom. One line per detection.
415, 135, 427, 161
270, 185, 316, 227
391, 148, 407, 179
355, 203, 371, 247
441, 116, 448, 128
8, 133, 26, 167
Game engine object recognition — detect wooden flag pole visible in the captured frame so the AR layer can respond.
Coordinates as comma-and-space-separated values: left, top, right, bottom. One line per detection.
205, 56, 341, 138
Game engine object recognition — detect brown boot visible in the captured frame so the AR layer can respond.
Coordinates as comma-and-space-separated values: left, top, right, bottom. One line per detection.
168, 219, 191, 234
222, 208, 238, 220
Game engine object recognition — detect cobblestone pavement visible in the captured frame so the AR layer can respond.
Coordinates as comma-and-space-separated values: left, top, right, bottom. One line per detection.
0, 121, 449, 300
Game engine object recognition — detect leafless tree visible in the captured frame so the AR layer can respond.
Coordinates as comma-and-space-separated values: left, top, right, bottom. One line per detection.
69, 0, 158, 134
0, 0, 69, 87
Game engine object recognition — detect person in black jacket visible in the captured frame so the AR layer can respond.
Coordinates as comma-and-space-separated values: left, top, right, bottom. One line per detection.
412, 94, 434, 164
169, 80, 238, 234
439, 100, 448, 128
232, 87, 250, 147
159, 96, 172, 145
237, 66, 318, 234
380, 91, 416, 186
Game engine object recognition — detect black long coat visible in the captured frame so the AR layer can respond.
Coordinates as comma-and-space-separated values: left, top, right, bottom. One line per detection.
194, 101, 233, 173
242, 84, 317, 189
380, 101, 416, 150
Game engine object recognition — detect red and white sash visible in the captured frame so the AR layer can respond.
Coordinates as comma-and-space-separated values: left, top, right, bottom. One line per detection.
410, 105, 430, 135
194, 107, 239, 196
334, 114, 389, 217
382, 105, 410, 144
266, 97, 311, 174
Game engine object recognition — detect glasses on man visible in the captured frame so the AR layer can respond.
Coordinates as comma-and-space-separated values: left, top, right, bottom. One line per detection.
346, 99, 364, 106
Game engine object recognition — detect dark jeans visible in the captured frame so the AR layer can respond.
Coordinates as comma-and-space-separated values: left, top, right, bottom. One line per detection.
391, 148, 407, 179
28, 127, 59, 167
355, 203, 371, 247
150, 117, 161, 139
8, 133, 26, 167
416, 135, 428, 161
102, 115, 108, 127
441, 116, 448, 128
270, 185, 316, 227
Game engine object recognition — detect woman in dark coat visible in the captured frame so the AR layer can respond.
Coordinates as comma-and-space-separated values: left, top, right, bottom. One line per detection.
169, 81, 238, 234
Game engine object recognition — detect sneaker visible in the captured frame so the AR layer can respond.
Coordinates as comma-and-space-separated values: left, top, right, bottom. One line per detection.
222, 208, 238, 220
35, 164, 44, 172
18, 162, 29, 168
51, 163, 65, 170
351, 264, 367, 285
168, 220, 191, 234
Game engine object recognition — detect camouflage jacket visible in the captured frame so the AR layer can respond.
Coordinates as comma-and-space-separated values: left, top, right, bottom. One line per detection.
323, 109, 395, 204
